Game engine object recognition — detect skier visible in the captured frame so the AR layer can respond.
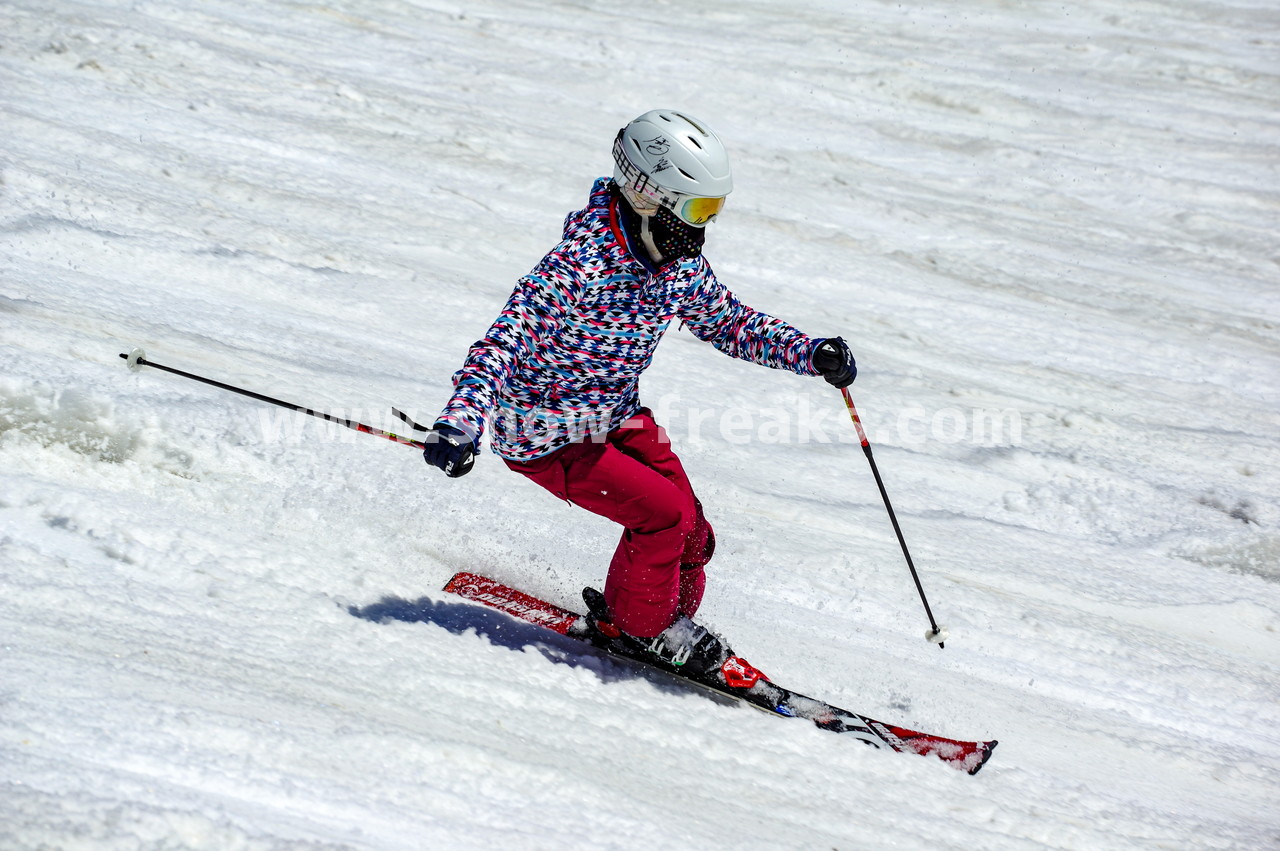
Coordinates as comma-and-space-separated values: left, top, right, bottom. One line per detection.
423, 109, 856, 681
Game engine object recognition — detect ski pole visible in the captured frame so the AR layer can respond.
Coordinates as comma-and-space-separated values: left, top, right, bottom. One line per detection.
119, 348, 472, 471
839, 387, 947, 649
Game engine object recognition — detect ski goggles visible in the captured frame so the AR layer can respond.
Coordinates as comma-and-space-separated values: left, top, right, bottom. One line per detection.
624, 181, 726, 227
676, 194, 726, 226
614, 135, 727, 227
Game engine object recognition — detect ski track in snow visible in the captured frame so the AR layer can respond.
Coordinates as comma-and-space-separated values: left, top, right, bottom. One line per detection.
2, 0, 1278, 848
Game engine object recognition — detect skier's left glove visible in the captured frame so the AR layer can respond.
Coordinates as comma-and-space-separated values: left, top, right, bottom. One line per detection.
811, 337, 857, 388
422, 424, 476, 478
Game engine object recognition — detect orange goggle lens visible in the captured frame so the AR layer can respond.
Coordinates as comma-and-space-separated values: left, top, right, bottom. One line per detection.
679, 195, 726, 226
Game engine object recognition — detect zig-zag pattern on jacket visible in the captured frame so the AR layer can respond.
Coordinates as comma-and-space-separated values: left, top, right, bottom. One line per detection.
436, 178, 822, 462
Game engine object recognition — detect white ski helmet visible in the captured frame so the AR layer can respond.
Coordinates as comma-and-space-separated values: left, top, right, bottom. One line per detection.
612, 109, 732, 227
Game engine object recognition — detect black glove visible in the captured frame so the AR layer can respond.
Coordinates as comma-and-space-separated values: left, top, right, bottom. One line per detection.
422, 424, 476, 478
811, 337, 857, 388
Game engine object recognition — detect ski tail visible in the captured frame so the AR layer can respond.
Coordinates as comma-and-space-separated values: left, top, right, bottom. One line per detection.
443, 571, 580, 636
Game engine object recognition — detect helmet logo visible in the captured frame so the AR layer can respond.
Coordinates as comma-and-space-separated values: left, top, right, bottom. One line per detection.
642, 136, 671, 156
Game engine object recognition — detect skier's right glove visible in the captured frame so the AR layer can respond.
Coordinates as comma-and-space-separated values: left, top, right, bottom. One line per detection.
422, 424, 476, 478
811, 337, 857, 388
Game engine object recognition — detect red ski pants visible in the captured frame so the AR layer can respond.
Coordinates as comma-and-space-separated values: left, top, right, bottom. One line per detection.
504, 409, 714, 638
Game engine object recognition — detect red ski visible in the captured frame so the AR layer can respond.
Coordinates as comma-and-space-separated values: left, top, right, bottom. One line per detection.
443, 572, 997, 775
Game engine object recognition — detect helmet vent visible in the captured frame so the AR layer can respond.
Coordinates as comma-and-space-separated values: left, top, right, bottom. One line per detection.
672, 112, 709, 135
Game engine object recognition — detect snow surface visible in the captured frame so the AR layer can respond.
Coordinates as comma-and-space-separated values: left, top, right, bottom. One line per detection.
2, 0, 1278, 848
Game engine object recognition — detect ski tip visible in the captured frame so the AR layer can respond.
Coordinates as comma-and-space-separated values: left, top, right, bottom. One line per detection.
968, 739, 999, 775
883, 724, 999, 775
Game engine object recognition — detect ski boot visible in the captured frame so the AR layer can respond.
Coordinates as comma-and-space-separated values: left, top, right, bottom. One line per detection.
581, 587, 741, 683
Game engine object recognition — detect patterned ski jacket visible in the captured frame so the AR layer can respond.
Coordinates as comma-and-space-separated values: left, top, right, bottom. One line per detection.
436, 178, 822, 462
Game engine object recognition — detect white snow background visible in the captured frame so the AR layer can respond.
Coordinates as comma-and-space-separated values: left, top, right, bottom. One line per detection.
2, 0, 1278, 848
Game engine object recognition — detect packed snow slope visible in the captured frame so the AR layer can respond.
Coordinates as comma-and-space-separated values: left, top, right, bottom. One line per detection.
2, 1, 1278, 848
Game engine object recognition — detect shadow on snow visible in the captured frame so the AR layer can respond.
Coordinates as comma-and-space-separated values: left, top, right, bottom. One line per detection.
347, 594, 735, 705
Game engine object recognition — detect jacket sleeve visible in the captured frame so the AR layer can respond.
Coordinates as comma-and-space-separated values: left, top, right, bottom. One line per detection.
435, 245, 584, 442
676, 258, 822, 376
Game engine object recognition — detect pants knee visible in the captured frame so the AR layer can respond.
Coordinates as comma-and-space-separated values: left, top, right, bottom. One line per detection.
631, 489, 696, 542
679, 498, 714, 568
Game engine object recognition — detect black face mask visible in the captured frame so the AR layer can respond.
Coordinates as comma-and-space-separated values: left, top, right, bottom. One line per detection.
612, 184, 706, 267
